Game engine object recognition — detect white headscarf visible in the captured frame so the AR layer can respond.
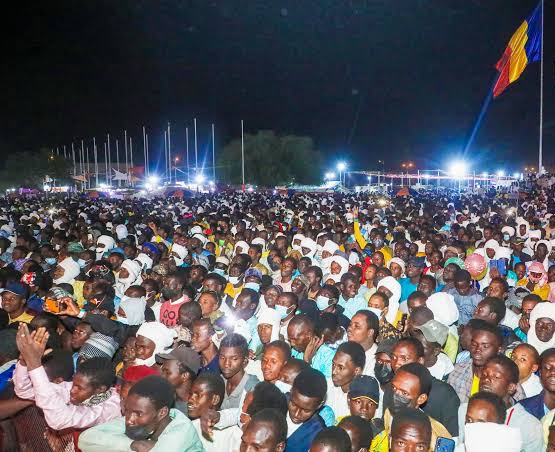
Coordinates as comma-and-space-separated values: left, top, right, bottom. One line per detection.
483, 239, 500, 260
135, 253, 153, 271
53, 257, 81, 285
115, 224, 128, 240
170, 243, 188, 267
323, 255, 350, 283
292, 234, 305, 251
528, 302, 555, 354
464, 422, 522, 452
234, 241, 250, 256
388, 257, 406, 277
96, 235, 115, 260
377, 276, 401, 324
322, 240, 340, 256
426, 292, 460, 327
300, 237, 317, 259
116, 259, 143, 297
257, 308, 281, 342
136, 322, 176, 367
118, 295, 146, 325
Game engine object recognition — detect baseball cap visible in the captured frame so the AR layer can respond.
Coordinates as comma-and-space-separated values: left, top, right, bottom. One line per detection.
4, 282, 29, 299
216, 256, 230, 266
375, 338, 398, 356
415, 319, 448, 346
407, 256, 425, 268
156, 346, 201, 374
348, 375, 380, 405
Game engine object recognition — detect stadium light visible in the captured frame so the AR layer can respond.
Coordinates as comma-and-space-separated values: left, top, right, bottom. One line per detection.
148, 175, 159, 185
324, 171, 336, 180
481, 172, 488, 177
337, 162, 347, 171
448, 160, 467, 177
512, 172, 520, 179
195, 174, 205, 184
497, 170, 505, 177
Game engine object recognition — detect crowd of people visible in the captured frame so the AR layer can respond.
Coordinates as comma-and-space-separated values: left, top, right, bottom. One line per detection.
0, 182, 554, 451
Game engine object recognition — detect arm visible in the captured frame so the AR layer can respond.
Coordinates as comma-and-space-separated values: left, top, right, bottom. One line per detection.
84, 313, 129, 345
13, 362, 35, 401
78, 417, 133, 452
353, 220, 368, 249
0, 398, 34, 420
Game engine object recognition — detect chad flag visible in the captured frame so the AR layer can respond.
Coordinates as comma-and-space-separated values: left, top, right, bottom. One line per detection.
493, 3, 542, 98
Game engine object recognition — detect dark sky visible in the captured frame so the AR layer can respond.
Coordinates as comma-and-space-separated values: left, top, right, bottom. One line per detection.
2, 0, 554, 174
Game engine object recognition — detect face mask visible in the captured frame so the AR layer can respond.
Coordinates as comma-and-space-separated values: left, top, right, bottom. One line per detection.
384, 387, 413, 416
161, 287, 180, 300
368, 307, 383, 319
53, 244, 61, 251
316, 295, 330, 311
116, 315, 129, 325
275, 380, 292, 394
213, 268, 227, 279
218, 239, 225, 246
274, 304, 291, 320
244, 282, 260, 292
268, 260, 280, 272
95, 246, 105, 254
125, 425, 155, 441
135, 355, 156, 367
503, 234, 510, 242
373, 239, 384, 249
172, 256, 184, 267
77, 258, 88, 269
374, 362, 394, 385
229, 276, 241, 285
45, 257, 57, 266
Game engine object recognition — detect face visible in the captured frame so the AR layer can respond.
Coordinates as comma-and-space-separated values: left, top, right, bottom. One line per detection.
279, 363, 300, 385
188, 380, 218, 419
257, 323, 274, 345
122, 337, 137, 362
1, 292, 24, 314
454, 279, 471, 295
536, 318, 555, 343
470, 331, 501, 367
288, 388, 322, 424
486, 281, 507, 300
417, 279, 434, 297
465, 399, 499, 424
198, 293, 218, 317
540, 355, 555, 393
69, 373, 102, 405
368, 294, 386, 310
240, 420, 284, 452
125, 393, 165, 439
71, 323, 92, 349
347, 313, 373, 346
135, 335, 156, 360
342, 279, 359, 300
161, 359, 185, 388
390, 424, 431, 452
521, 300, 539, 319
332, 351, 361, 388
348, 396, 377, 421
372, 253, 385, 268
280, 260, 295, 278
390, 263, 403, 279
405, 264, 420, 279
364, 266, 376, 283
407, 296, 426, 314
287, 323, 312, 353
261, 346, 287, 383
511, 346, 538, 382
515, 264, 526, 280
192, 323, 213, 353
442, 264, 457, 283
264, 288, 279, 308
391, 343, 421, 373
390, 370, 426, 409
219, 346, 247, 380
479, 362, 513, 398
473, 301, 494, 323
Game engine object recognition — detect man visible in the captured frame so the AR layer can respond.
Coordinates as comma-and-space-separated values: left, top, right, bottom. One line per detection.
346, 310, 379, 377
248, 244, 270, 276
511, 343, 542, 398
158, 273, 191, 327
390, 337, 460, 437
274, 257, 296, 292
306, 266, 323, 300
473, 296, 518, 346
79, 375, 203, 451
327, 342, 365, 421
2, 282, 34, 324
219, 333, 259, 409
158, 346, 201, 415
446, 269, 482, 325
519, 348, 555, 420
382, 363, 450, 450
388, 408, 431, 452
14, 324, 121, 431
287, 314, 335, 378
465, 391, 506, 424
192, 318, 220, 374
232, 288, 260, 344
447, 321, 503, 404
188, 372, 225, 420
285, 368, 326, 452
347, 375, 380, 424
310, 427, 352, 451
260, 340, 291, 384
276, 292, 299, 340
515, 294, 541, 341
338, 273, 368, 320
456, 355, 543, 452
411, 319, 453, 380
240, 408, 288, 452
399, 257, 424, 303
338, 415, 375, 452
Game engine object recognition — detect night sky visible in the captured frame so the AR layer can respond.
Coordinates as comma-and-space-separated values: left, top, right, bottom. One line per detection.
3, 0, 553, 174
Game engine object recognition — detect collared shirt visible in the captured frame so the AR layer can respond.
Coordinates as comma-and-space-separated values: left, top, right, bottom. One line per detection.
199, 354, 220, 375
363, 343, 378, 377
8, 311, 34, 325
338, 294, 368, 320
291, 344, 336, 378
221, 372, 259, 410
447, 360, 474, 404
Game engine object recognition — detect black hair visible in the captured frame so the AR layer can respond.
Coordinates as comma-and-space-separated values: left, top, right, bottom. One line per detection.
419, 274, 436, 289
30, 312, 59, 331
339, 416, 374, 449
311, 427, 351, 452
249, 408, 288, 445
199, 289, 222, 308
182, 285, 197, 302
407, 291, 428, 303
540, 348, 555, 368
0, 329, 19, 362
292, 368, 327, 402
522, 293, 543, 304
349, 266, 363, 279
284, 358, 310, 375
480, 297, 506, 324
454, 269, 471, 283
194, 372, 225, 409
396, 337, 425, 359
220, 333, 249, 359
166, 271, 187, 287
316, 312, 339, 337
320, 284, 340, 301
341, 273, 359, 285
337, 341, 366, 370
307, 265, 323, 280
409, 306, 434, 327
353, 310, 380, 342
266, 340, 291, 360
42, 350, 74, 382
485, 355, 519, 384
193, 318, 216, 335
468, 391, 506, 424
247, 382, 288, 417
289, 313, 316, 333
179, 300, 202, 319
472, 321, 504, 346
391, 407, 432, 441
397, 362, 433, 396
76, 357, 115, 390
280, 292, 299, 307
129, 375, 176, 410
489, 277, 509, 294
370, 291, 389, 308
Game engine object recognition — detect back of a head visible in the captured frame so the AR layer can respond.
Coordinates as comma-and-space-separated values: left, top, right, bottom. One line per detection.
468, 391, 506, 424
311, 426, 352, 452
129, 375, 175, 411
290, 313, 316, 333
338, 416, 374, 450
43, 350, 74, 382
195, 372, 225, 409
391, 407, 432, 445
249, 408, 288, 445
293, 368, 326, 402
409, 306, 434, 327
397, 337, 425, 359
76, 357, 115, 389
248, 381, 288, 417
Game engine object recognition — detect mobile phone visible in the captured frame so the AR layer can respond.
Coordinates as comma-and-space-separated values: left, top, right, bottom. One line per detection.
434, 437, 455, 452
45, 298, 60, 313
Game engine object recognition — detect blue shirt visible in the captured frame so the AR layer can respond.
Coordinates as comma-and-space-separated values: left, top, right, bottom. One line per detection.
338, 294, 368, 320
292, 344, 336, 378
399, 278, 418, 302
446, 287, 482, 325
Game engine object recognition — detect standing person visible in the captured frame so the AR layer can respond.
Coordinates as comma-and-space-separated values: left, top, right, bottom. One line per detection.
192, 319, 220, 374
79, 376, 203, 451
158, 273, 191, 327
446, 270, 482, 325
346, 310, 379, 377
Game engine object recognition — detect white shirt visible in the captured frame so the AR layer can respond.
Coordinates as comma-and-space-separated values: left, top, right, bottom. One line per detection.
363, 343, 378, 377
286, 413, 302, 438
193, 419, 240, 452
521, 373, 543, 398
326, 379, 350, 421
428, 352, 454, 380
501, 308, 520, 330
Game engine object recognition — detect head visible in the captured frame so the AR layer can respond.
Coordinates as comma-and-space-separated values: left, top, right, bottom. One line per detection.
391, 338, 425, 373
465, 391, 507, 425
178, 301, 202, 329
473, 297, 506, 326
339, 417, 374, 452
511, 343, 539, 383
240, 408, 288, 452
310, 427, 352, 452
187, 372, 225, 419
389, 408, 432, 452
539, 349, 555, 395
486, 278, 509, 301
470, 324, 503, 368
191, 318, 216, 353
347, 375, 380, 422
261, 341, 291, 383
288, 368, 326, 424
70, 357, 114, 405
478, 355, 519, 402
416, 275, 436, 298
287, 314, 316, 354
454, 269, 472, 295
347, 310, 379, 350
219, 333, 249, 380
241, 382, 288, 429
331, 342, 365, 389
278, 358, 310, 386
387, 363, 432, 415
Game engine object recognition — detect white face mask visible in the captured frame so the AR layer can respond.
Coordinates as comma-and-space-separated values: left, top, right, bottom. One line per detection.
368, 307, 383, 319
172, 256, 184, 267
275, 380, 292, 394
229, 276, 241, 285
135, 355, 156, 367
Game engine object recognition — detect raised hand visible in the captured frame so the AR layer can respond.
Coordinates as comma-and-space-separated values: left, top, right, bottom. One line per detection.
16, 324, 50, 371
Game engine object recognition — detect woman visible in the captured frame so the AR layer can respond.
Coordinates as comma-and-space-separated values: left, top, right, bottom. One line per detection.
376, 276, 402, 326
516, 261, 550, 300
527, 302, 555, 354
323, 255, 349, 284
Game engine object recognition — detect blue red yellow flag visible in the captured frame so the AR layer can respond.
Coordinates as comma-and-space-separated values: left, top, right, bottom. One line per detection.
493, 3, 542, 98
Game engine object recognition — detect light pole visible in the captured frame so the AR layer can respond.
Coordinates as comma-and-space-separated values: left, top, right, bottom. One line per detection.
337, 162, 347, 186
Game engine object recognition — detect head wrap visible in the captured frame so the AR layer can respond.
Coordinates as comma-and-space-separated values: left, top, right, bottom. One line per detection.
78, 332, 119, 360
234, 241, 249, 256
135, 322, 176, 367
501, 226, 516, 237
115, 259, 143, 296
388, 257, 406, 276
115, 224, 128, 240
426, 292, 459, 326
96, 235, 115, 260
300, 237, 317, 259
54, 257, 81, 285
119, 295, 147, 325
528, 302, 555, 354
377, 276, 401, 324
122, 365, 160, 383
135, 253, 153, 271
464, 422, 522, 452
257, 308, 281, 342
444, 257, 465, 269
528, 261, 548, 286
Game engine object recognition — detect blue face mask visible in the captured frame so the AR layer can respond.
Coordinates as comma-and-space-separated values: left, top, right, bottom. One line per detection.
503, 234, 510, 242
45, 257, 57, 266
213, 268, 228, 279
244, 282, 260, 292
77, 258, 88, 269
316, 295, 330, 311
274, 304, 290, 320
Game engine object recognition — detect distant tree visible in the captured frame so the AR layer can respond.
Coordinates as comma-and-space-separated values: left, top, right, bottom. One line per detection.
217, 131, 323, 186
0, 148, 73, 190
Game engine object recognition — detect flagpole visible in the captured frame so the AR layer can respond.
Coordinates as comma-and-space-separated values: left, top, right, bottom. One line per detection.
71, 142, 76, 176
241, 119, 245, 187
93, 138, 99, 187
104, 142, 109, 185
63, 145, 67, 160
86, 146, 91, 189
107, 133, 111, 186
143, 126, 147, 177
80, 140, 85, 189
539, 0, 544, 173
130, 137, 134, 188
167, 122, 172, 184
116, 139, 121, 188
186, 127, 190, 184
145, 133, 149, 180
164, 130, 168, 183
194, 118, 198, 175
212, 123, 216, 182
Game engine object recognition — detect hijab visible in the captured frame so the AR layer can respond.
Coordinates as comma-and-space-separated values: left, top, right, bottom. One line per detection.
376, 276, 401, 324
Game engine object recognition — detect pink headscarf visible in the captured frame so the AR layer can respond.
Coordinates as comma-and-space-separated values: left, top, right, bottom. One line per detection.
528, 261, 548, 287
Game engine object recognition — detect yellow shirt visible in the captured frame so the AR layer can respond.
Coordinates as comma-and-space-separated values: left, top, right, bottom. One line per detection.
516, 278, 550, 300
443, 333, 459, 363
224, 283, 243, 299
471, 374, 480, 397
9, 311, 34, 325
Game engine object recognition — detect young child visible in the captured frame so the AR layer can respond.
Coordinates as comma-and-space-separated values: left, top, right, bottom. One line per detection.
511, 343, 542, 397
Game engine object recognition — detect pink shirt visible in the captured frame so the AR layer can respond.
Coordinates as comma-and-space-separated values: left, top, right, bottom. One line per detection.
14, 363, 121, 431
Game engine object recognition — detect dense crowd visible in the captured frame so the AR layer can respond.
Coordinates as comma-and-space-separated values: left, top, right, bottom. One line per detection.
0, 183, 555, 451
